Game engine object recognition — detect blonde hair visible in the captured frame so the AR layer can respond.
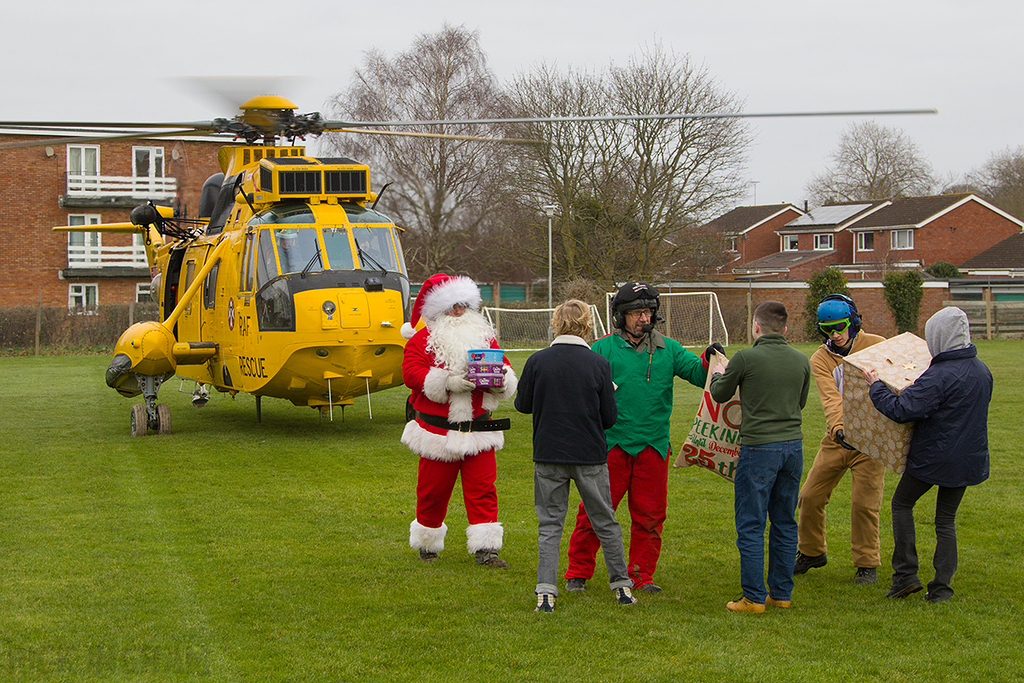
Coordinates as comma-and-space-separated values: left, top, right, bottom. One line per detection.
551, 299, 593, 339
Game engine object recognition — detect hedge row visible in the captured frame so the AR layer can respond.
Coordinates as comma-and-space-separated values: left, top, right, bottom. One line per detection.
0, 303, 159, 352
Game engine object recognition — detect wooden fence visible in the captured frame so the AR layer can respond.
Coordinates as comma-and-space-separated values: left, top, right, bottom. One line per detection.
945, 300, 1024, 339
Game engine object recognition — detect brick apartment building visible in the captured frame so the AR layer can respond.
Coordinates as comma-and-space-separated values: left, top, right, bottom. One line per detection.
0, 130, 224, 308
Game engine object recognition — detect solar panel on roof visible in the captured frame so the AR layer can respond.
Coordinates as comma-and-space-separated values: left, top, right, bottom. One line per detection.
788, 204, 872, 227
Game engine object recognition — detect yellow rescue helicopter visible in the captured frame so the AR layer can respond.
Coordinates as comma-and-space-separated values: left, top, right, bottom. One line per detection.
55, 96, 426, 435
2, 95, 936, 436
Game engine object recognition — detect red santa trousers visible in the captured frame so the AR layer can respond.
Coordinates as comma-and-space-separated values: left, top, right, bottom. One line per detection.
566, 445, 669, 589
415, 449, 499, 528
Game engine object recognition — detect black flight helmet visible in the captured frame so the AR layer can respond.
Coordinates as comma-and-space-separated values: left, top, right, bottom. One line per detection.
611, 281, 662, 331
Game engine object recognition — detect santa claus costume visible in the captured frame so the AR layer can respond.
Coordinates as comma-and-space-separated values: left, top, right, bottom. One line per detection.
400, 273, 518, 567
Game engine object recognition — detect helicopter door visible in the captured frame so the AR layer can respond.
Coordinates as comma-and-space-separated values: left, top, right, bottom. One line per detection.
176, 246, 211, 343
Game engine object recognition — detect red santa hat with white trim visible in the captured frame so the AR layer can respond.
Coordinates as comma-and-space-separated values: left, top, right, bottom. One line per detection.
400, 273, 483, 339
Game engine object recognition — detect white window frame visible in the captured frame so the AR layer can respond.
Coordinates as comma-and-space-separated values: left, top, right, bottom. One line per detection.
67, 145, 100, 187
69, 283, 99, 313
67, 214, 102, 264
891, 229, 914, 250
133, 146, 165, 179
782, 235, 799, 251
856, 232, 875, 252
726, 236, 738, 252
813, 233, 834, 251
135, 282, 151, 303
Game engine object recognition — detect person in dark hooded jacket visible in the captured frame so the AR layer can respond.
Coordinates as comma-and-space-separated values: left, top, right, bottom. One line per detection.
863, 306, 991, 602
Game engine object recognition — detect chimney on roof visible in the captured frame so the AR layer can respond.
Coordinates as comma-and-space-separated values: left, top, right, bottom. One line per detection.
804, 200, 809, 213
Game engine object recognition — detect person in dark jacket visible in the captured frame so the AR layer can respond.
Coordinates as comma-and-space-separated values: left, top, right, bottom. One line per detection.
515, 299, 636, 612
864, 306, 991, 602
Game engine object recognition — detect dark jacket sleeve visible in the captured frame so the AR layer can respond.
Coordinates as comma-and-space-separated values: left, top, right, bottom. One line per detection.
709, 352, 742, 403
514, 357, 534, 414
868, 371, 945, 424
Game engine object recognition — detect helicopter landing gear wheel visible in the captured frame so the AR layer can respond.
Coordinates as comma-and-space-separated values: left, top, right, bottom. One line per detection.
130, 403, 148, 437
156, 403, 172, 435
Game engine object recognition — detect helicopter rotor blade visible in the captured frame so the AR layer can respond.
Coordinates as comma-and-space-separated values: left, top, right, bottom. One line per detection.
0, 127, 220, 151
321, 108, 938, 129
331, 128, 539, 144
0, 120, 215, 129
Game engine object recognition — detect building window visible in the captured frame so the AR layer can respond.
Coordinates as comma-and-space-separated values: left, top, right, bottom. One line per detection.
857, 232, 875, 251
133, 146, 165, 178
135, 283, 151, 303
891, 229, 914, 250
782, 235, 799, 251
67, 145, 100, 189
813, 233, 834, 250
69, 284, 98, 312
726, 236, 738, 252
67, 214, 102, 264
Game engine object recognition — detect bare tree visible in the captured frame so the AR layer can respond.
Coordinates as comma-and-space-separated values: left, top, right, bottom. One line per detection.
806, 121, 935, 206
504, 45, 749, 284
499, 64, 625, 284
324, 25, 513, 279
972, 146, 1024, 220
607, 45, 749, 278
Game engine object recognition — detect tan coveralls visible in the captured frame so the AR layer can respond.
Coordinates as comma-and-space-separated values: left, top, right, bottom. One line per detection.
797, 331, 887, 568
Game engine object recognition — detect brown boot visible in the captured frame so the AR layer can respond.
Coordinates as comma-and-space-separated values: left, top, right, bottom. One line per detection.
475, 549, 509, 568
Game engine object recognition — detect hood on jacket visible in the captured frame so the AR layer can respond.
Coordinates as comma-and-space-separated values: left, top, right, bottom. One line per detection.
925, 306, 971, 357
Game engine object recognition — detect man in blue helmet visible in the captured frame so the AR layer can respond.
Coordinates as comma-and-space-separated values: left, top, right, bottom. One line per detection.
794, 294, 887, 584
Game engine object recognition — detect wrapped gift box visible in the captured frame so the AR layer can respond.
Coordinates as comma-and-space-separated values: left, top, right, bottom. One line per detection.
468, 348, 504, 388
842, 332, 930, 473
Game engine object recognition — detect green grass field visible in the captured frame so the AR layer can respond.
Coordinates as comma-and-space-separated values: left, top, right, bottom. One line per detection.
1, 341, 1021, 682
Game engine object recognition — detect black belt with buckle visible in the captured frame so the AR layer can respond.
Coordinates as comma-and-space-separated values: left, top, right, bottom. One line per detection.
415, 411, 511, 432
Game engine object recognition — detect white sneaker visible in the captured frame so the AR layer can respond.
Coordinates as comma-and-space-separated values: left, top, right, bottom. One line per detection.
535, 593, 555, 612
615, 587, 638, 605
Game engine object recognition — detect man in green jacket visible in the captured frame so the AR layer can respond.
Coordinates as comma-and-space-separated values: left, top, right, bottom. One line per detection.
710, 300, 810, 613
565, 282, 713, 593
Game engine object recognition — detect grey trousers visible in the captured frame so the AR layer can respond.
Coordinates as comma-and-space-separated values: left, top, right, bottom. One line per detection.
534, 462, 632, 595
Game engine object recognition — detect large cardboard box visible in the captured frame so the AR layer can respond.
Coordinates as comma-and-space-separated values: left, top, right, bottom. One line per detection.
842, 332, 930, 473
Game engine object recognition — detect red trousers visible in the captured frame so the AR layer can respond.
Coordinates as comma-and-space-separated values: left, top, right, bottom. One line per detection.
415, 450, 498, 529
566, 445, 669, 588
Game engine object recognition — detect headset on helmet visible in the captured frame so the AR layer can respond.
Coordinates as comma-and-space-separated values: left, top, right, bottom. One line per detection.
611, 281, 662, 331
816, 293, 862, 340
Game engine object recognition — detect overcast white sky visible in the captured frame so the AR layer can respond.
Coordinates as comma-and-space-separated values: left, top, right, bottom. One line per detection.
3, 0, 1021, 209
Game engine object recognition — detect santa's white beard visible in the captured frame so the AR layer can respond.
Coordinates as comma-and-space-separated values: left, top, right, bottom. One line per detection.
426, 310, 495, 373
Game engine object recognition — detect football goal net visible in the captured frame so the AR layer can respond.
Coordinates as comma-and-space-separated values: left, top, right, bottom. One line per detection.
482, 305, 607, 351
603, 290, 729, 348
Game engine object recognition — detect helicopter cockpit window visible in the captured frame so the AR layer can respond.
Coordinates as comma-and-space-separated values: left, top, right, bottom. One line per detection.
257, 278, 294, 331
342, 204, 393, 224
321, 228, 356, 271
255, 230, 277, 291
274, 227, 320, 275
207, 173, 242, 235
250, 202, 315, 225
351, 226, 401, 274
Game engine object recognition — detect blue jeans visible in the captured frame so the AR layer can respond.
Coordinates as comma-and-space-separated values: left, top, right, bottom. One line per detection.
734, 439, 803, 603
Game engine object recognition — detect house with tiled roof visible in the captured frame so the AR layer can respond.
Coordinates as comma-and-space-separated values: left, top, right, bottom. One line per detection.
700, 204, 804, 271
731, 201, 888, 279
959, 231, 1024, 278
845, 194, 1023, 276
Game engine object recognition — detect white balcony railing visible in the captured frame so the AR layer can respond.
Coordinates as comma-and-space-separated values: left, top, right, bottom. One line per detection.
67, 174, 178, 199
67, 244, 148, 269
